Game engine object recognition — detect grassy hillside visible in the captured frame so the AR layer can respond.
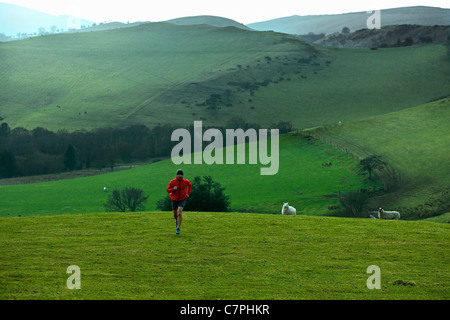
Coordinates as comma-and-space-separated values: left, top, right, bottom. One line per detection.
165, 15, 251, 30
423, 212, 450, 223
314, 25, 450, 48
0, 211, 448, 299
1, 22, 449, 131
75, 16, 250, 34
307, 98, 450, 216
0, 2, 94, 38
245, 44, 449, 129
247, 6, 450, 35
0, 133, 380, 217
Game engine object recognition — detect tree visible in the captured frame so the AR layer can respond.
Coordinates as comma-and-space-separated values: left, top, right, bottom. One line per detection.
157, 176, 231, 212
38, 27, 46, 36
0, 33, 10, 41
419, 36, 432, 44
446, 35, 450, 60
0, 123, 10, 137
122, 187, 149, 212
338, 190, 369, 217
156, 194, 172, 212
104, 189, 126, 212
271, 120, 293, 134
64, 144, 76, 170
404, 37, 413, 46
359, 155, 385, 180
104, 187, 149, 212
0, 150, 16, 178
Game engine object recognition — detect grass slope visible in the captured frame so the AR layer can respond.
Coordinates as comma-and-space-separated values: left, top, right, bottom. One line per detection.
247, 6, 450, 35
308, 98, 450, 211
0, 133, 379, 217
0, 211, 448, 299
165, 15, 251, 30
423, 212, 450, 223
247, 44, 450, 129
1, 22, 449, 131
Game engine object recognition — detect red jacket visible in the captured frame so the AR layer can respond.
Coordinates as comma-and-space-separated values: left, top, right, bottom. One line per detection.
167, 178, 192, 201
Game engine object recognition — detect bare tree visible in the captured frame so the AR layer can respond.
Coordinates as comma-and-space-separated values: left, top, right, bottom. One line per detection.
38, 27, 46, 36
104, 187, 149, 212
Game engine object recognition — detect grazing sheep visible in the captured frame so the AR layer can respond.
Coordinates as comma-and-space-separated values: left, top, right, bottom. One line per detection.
378, 208, 400, 220
368, 210, 379, 219
282, 202, 296, 215
103, 187, 108, 192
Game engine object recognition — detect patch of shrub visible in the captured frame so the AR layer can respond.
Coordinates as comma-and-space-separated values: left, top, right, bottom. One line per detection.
157, 176, 230, 212
332, 190, 370, 218
391, 279, 416, 286
397, 190, 450, 220
104, 187, 149, 212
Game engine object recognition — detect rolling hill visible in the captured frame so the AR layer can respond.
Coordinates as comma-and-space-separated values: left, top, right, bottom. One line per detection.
247, 6, 450, 35
0, 2, 94, 38
0, 133, 380, 217
310, 25, 450, 48
307, 98, 450, 218
165, 15, 252, 30
64, 15, 252, 35
1, 21, 449, 131
1, 4, 449, 303
2, 99, 447, 221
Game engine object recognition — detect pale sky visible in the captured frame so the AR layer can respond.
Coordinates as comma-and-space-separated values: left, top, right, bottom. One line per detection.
3, 0, 449, 24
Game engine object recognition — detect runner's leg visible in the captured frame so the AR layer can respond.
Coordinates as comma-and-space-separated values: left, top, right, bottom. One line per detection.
173, 208, 178, 226
177, 207, 183, 228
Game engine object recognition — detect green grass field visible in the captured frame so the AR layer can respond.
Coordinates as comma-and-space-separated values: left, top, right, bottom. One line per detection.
1, 19, 449, 301
1, 22, 449, 131
0, 211, 448, 299
308, 98, 450, 212
424, 212, 450, 223
0, 133, 380, 217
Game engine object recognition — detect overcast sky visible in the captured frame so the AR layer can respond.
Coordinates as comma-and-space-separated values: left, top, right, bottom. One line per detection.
3, 0, 450, 24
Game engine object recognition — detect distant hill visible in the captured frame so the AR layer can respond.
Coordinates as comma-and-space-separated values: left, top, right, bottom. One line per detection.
67, 21, 146, 33
308, 24, 450, 48
247, 6, 450, 35
0, 2, 94, 39
47, 15, 252, 35
1, 22, 449, 131
165, 15, 252, 30
308, 98, 450, 217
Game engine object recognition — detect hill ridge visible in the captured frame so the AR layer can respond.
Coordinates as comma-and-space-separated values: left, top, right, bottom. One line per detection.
1, 23, 449, 131
247, 6, 450, 35
165, 15, 252, 30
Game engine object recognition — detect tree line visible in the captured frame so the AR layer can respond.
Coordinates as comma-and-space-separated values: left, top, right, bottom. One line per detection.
0, 123, 177, 178
0, 119, 294, 179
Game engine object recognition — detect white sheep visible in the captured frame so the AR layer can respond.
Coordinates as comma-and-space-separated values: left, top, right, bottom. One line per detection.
282, 202, 296, 215
103, 187, 108, 192
378, 208, 400, 220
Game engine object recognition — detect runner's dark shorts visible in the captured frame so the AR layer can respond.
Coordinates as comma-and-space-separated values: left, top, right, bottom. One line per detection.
171, 199, 187, 210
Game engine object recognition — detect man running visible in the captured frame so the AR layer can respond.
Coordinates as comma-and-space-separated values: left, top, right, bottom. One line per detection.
166, 169, 192, 234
